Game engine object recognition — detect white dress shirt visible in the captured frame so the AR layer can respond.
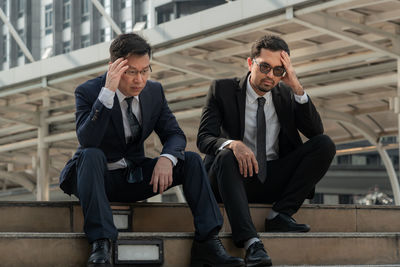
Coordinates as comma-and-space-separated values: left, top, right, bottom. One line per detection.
98, 87, 177, 170
219, 76, 308, 160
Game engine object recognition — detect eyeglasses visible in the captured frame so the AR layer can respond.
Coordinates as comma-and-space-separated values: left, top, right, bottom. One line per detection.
124, 65, 152, 77
252, 59, 286, 77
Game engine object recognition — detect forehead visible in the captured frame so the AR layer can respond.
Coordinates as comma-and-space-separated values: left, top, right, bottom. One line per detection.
126, 54, 150, 69
256, 49, 282, 66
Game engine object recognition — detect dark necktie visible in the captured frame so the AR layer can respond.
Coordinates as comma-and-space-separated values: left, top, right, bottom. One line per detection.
257, 97, 267, 183
125, 97, 142, 144
124, 97, 143, 184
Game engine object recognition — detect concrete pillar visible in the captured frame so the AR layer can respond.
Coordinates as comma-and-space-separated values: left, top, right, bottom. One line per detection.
36, 96, 50, 201
147, 0, 154, 28
398, 59, 400, 186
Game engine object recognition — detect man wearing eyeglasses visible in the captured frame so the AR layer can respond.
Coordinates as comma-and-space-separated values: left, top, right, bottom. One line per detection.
197, 35, 336, 266
60, 33, 244, 266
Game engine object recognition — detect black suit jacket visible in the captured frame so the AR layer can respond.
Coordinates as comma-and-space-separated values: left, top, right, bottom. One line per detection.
197, 72, 323, 171
59, 73, 186, 194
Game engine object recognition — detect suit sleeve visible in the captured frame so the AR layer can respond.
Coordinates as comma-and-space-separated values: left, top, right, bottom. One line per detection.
294, 94, 324, 138
197, 80, 229, 155
153, 84, 186, 160
75, 84, 113, 147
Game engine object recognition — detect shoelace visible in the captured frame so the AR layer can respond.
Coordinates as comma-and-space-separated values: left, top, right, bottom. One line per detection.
94, 239, 108, 251
212, 237, 227, 256
253, 242, 266, 252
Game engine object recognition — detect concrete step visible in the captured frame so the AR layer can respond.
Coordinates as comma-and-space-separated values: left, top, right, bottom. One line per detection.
1, 201, 400, 233
1, 232, 400, 266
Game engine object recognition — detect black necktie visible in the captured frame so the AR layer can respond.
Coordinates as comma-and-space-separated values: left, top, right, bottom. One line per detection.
125, 97, 142, 144
257, 97, 267, 183
124, 97, 143, 184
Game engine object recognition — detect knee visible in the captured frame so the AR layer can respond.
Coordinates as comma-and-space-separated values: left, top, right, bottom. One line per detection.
215, 148, 236, 168
78, 148, 107, 168
184, 151, 202, 164
314, 134, 336, 159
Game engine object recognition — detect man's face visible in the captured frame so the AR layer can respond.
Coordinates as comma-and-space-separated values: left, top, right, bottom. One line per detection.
118, 54, 151, 97
247, 48, 284, 96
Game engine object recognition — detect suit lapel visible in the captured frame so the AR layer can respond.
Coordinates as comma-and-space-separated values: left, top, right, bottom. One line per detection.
138, 84, 151, 140
236, 73, 249, 139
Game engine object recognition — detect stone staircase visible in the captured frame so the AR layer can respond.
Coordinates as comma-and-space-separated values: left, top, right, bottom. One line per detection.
1, 201, 400, 266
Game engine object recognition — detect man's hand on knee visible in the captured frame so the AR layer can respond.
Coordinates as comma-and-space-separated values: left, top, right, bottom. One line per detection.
227, 140, 259, 178
150, 156, 173, 194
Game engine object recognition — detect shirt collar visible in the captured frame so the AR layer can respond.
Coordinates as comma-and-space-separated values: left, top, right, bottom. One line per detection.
246, 75, 271, 104
116, 89, 140, 104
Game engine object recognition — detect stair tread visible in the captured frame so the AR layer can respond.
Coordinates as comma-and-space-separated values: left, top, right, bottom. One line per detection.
2, 231, 400, 238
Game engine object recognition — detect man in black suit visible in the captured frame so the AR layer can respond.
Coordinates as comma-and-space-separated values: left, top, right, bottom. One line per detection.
197, 35, 336, 266
59, 33, 244, 266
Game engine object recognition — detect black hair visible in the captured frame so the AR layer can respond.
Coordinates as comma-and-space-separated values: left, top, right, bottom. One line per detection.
109, 33, 151, 62
250, 35, 290, 58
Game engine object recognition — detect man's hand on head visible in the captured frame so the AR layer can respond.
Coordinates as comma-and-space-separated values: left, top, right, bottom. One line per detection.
105, 58, 129, 92
227, 140, 259, 178
150, 156, 173, 194
280, 51, 304, 96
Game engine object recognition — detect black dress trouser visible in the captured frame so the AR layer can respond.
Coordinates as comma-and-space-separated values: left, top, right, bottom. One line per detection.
209, 134, 336, 247
74, 148, 223, 243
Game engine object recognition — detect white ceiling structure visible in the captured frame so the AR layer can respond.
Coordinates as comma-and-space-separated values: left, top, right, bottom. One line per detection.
0, 0, 399, 201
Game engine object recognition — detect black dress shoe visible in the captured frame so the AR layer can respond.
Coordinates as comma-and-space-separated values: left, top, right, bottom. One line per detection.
245, 241, 272, 267
191, 235, 245, 267
265, 213, 310, 232
87, 239, 112, 267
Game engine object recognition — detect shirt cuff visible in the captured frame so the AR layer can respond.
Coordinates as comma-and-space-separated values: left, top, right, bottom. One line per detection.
294, 91, 309, 104
160, 154, 178, 166
218, 140, 233, 151
98, 87, 115, 109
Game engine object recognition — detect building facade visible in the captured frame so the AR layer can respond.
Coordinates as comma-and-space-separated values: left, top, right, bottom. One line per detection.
0, 0, 226, 70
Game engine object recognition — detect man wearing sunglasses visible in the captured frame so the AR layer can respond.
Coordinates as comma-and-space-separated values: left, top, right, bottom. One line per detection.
60, 33, 244, 266
197, 35, 336, 266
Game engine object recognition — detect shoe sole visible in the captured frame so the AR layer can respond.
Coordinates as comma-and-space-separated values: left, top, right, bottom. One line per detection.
245, 259, 273, 267
87, 263, 113, 267
191, 261, 245, 267
265, 228, 310, 232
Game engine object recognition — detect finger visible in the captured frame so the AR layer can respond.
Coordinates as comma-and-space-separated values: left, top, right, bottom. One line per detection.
251, 154, 259, 174
152, 173, 159, 193
114, 59, 128, 73
159, 176, 165, 194
242, 158, 248, 177
118, 65, 130, 76
237, 156, 243, 175
109, 58, 124, 72
167, 173, 173, 187
247, 157, 254, 177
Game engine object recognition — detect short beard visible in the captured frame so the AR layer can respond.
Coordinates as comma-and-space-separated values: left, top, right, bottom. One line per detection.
256, 78, 275, 93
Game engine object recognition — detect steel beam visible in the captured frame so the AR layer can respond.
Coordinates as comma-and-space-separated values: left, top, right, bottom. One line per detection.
0, 7, 35, 62
90, 0, 122, 35
321, 108, 400, 204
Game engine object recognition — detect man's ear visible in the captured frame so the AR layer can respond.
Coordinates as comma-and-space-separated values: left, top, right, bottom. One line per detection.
247, 57, 253, 71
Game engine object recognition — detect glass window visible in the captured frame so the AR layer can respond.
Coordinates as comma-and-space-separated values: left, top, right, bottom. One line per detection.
1, 0, 7, 15
63, 0, 71, 28
2, 35, 6, 62
81, 34, 90, 48
100, 28, 105, 42
81, 0, 89, 22
121, 22, 126, 33
45, 4, 53, 35
121, 0, 131, 9
63, 41, 70, 53
17, 0, 24, 18
17, 29, 24, 57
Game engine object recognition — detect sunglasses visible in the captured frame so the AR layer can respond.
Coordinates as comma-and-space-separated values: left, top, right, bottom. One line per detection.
253, 59, 286, 77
